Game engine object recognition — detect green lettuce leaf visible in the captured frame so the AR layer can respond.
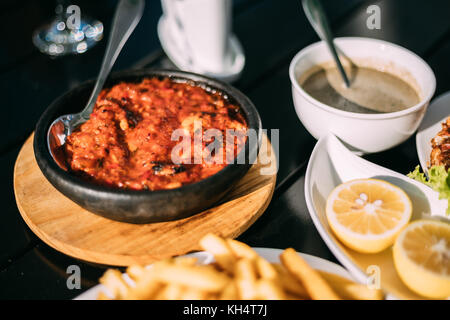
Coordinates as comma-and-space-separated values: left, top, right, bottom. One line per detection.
407, 165, 450, 215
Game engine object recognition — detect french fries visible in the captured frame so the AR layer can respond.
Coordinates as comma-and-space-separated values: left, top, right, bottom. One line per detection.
97, 234, 384, 300
272, 263, 309, 298
318, 271, 384, 300
280, 248, 341, 300
227, 239, 259, 260
99, 269, 130, 299
235, 259, 259, 299
199, 234, 237, 274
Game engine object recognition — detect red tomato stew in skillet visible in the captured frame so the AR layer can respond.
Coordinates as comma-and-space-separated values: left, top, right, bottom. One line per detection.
64, 77, 248, 191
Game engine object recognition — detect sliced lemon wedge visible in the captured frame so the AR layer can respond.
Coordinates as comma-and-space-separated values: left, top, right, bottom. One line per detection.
326, 179, 412, 253
393, 219, 450, 299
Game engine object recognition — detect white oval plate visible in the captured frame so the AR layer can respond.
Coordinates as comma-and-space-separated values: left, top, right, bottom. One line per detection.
74, 248, 352, 300
304, 134, 447, 300
416, 91, 450, 173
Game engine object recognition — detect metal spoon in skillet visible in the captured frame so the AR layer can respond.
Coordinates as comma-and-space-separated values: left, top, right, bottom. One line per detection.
47, 0, 144, 170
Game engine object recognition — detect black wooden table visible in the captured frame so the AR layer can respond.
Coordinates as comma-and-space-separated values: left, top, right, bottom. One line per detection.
1, 0, 449, 299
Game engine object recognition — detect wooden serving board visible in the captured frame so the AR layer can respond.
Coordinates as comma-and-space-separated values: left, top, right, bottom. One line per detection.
14, 133, 276, 266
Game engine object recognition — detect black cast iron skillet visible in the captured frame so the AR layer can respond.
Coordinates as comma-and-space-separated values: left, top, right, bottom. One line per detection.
34, 69, 262, 224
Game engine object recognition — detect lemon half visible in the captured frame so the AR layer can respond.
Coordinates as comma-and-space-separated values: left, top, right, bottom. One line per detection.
393, 219, 450, 299
326, 179, 412, 253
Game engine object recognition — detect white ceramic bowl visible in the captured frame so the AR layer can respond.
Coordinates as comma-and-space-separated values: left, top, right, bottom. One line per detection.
289, 37, 436, 153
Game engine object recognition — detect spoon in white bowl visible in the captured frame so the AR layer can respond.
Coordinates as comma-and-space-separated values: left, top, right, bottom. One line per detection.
302, 0, 351, 88
47, 0, 145, 170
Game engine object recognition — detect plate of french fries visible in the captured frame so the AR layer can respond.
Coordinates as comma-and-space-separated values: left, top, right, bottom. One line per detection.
75, 234, 384, 300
